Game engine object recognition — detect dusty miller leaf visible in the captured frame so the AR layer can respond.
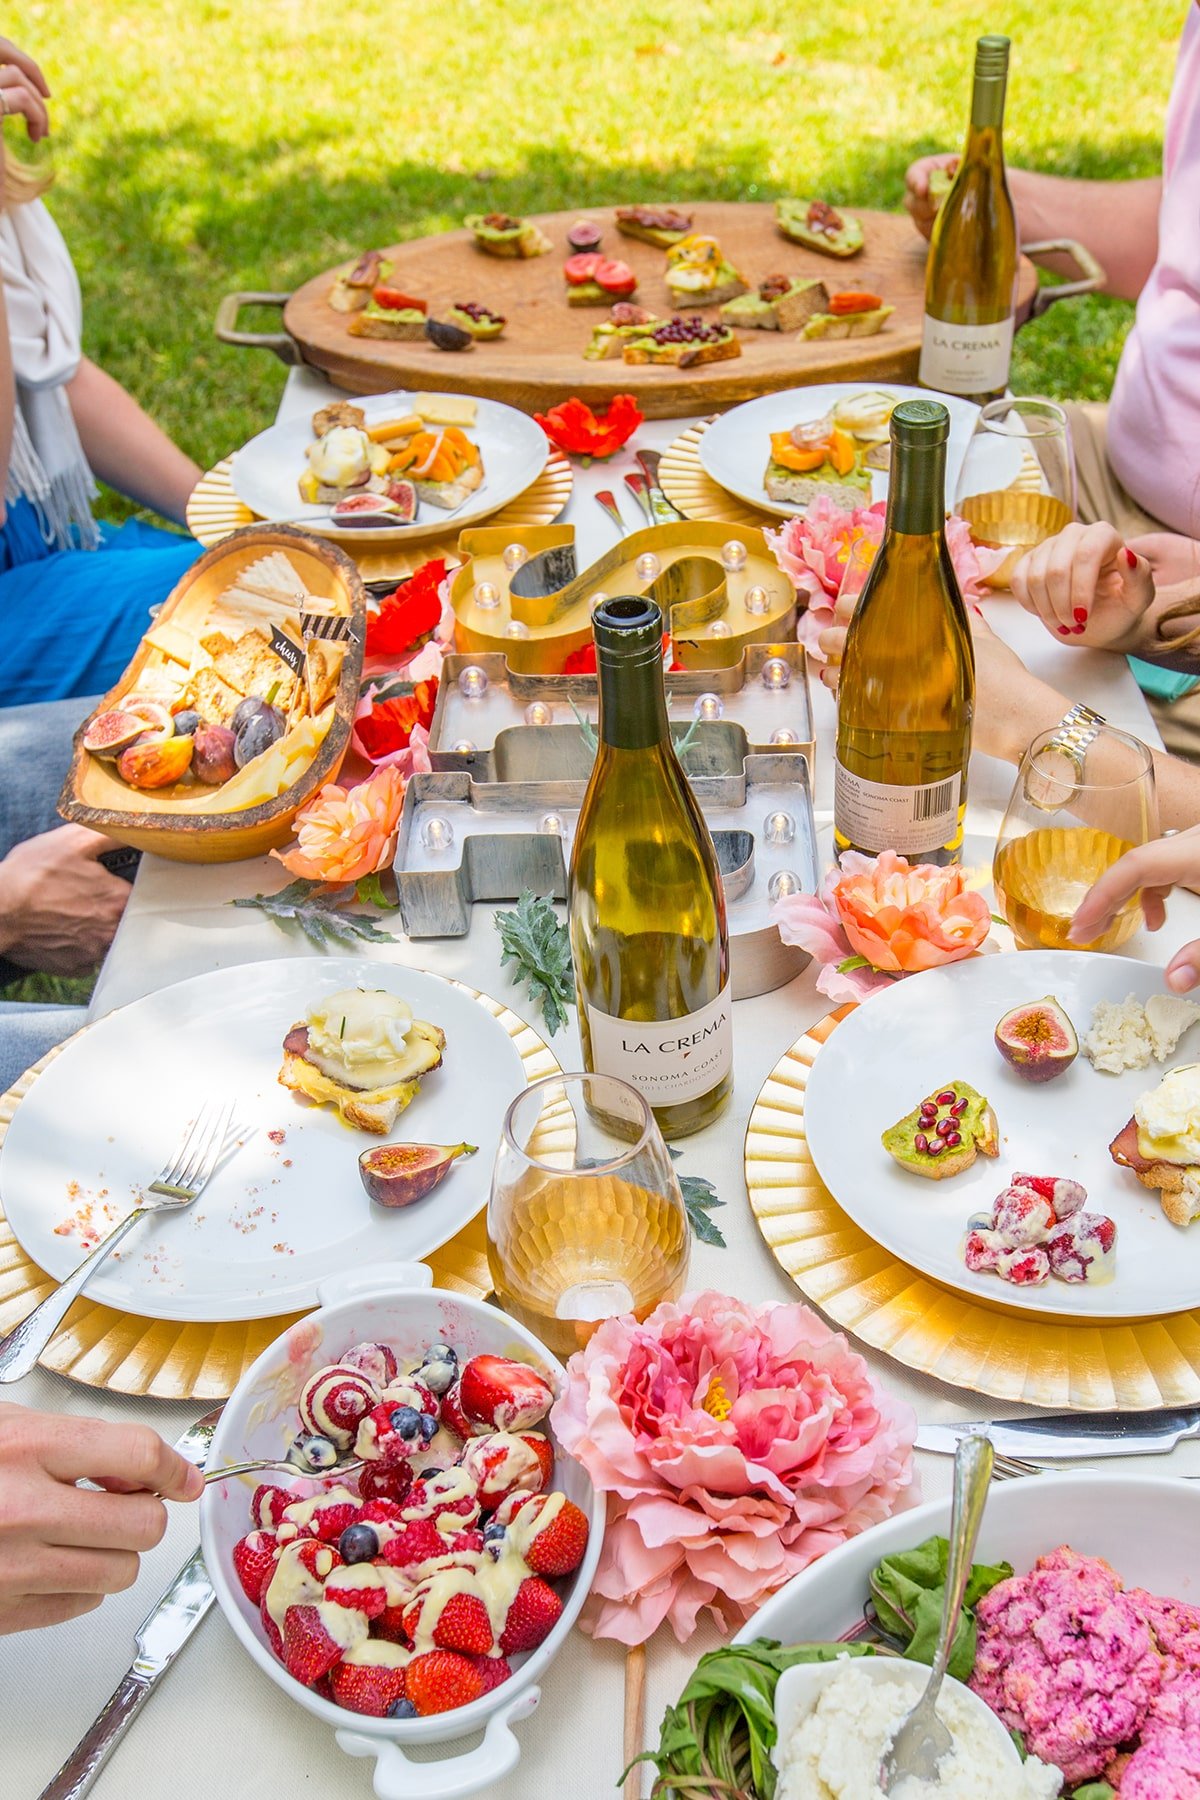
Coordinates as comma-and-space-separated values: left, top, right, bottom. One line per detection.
493, 892, 574, 1036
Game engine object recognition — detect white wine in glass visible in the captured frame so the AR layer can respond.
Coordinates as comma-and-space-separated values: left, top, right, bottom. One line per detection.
487, 1073, 690, 1357
993, 725, 1158, 952
955, 397, 1078, 587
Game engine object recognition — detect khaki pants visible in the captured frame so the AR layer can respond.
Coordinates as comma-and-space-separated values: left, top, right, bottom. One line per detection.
1064, 402, 1200, 762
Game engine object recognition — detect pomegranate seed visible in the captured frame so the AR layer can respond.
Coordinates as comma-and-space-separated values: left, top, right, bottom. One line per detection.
935, 1119, 953, 1138
914, 1132, 929, 1153
919, 1109, 936, 1126
926, 1139, 944, 1156
936, 1091, 955, 1106
951, 1098, 968, 1118
945, 1131, 962, 1148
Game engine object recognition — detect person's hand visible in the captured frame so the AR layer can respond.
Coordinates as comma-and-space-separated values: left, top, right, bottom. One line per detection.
0, 1405, 203, 1634
1010, 521, 1154, 649
1069, 826, 1200, 986
904, 152, 959, 239
1127, 531, 1200, 590
816, 589, 858, 693
0, 38, 50, 143
0, 826, 130, 974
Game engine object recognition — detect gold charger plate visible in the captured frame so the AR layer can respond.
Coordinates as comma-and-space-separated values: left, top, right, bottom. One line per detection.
0, 987, 559, 1401
745, 1006, 1200, 1410
659, 418, 781, 531
186, 451, 574, 582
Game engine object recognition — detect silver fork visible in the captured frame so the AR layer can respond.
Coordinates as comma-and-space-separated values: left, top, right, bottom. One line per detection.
0, 1100, 235, 1383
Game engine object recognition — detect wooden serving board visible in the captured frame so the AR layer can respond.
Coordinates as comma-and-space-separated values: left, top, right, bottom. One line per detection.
282, 203, 1039, 418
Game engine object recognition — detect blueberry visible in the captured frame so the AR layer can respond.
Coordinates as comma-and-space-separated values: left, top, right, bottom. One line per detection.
483, 1521, 506, 1542
420, 1467, 442, 1480
338, 1523, 380, 1564
389, 1405, 422, 1439
172, 710, 201, 736
387, 1697, 418, 1719
427, 1342, 458, 1364
417, 1413, 439, 1444
291, 1430, 338, 1471
419, 1360, 457, 1397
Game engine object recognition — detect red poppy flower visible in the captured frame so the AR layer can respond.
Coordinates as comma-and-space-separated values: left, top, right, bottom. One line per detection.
533, 394, 644, 461
365, 560, 447, 660
355, 678, 439, 760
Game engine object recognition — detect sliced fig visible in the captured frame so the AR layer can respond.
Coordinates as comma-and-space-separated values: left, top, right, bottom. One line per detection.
358, 1141, 477, 1208
123, 697, 175, 739
995, 995, 1079, 1083
567, 220, 604, 253
83, 709, 151, 757
331, 492, 413, 528
425, 318, 474, 353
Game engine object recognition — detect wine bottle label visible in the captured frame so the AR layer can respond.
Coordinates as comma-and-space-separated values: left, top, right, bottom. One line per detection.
586, 989, 733, 1107
918, 314, 1014, 396
835, 762, 962, 856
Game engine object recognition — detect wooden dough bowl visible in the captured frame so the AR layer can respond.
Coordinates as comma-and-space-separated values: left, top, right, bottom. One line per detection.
281, 203, 1039, 418
58, 526, 367, 863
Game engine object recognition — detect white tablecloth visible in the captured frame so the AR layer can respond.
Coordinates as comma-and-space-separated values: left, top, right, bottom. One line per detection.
5, 371, 1200, 1800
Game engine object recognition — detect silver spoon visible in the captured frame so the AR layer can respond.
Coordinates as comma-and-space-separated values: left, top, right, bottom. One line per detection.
204, 1440, 364, 1486
877, 1434, 995, 1791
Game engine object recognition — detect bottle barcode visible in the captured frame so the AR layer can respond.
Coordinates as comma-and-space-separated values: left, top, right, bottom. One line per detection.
914, 780, 955, 822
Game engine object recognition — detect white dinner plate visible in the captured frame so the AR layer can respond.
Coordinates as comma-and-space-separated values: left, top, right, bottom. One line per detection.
803, 950, 1200, 1321
0, 959, 525, 1323
698, 381, 999, 518
231, 389, 549, 544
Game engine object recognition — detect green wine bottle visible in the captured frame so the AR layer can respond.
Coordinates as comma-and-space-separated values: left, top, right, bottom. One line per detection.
834, 400, 975, 865
569, 596, 733, 1139
919, 34, 1018, 402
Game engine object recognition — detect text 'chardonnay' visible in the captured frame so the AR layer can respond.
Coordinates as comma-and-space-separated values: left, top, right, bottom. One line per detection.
569, 596, 733, 1139
919, 34, 1018, 402
834, 399, 975, 865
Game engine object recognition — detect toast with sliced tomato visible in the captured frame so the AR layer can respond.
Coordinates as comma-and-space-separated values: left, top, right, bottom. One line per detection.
802, 292, 894, 341
763, 424, 871, 507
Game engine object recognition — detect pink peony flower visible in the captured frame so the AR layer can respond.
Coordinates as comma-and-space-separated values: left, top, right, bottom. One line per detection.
551, 1290, 917, 1646
272, 763, 406, 883
767, 499, 1009, 665
773, 850, 993, 1003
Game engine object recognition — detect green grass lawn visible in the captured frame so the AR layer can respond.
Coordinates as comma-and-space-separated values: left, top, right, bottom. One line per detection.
11, 0, 1180, 516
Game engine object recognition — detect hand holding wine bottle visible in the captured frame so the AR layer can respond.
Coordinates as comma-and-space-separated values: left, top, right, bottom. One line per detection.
919, 35, 1018, 402
568, 596, 733, 1140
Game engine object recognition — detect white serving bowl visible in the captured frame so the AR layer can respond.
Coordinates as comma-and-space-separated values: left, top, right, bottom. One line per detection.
737, 1472, 1200, 1784
200, 1263, 605, 1800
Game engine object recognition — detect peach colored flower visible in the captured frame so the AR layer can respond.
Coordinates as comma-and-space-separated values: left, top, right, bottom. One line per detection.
272, 763, 406, 883
774, 850, 992, 1002
551, 1290, 917, 1646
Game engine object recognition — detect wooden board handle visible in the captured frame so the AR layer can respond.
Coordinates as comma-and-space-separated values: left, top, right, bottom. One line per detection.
1021, 239, 1106, 316
213, 291, 300, 364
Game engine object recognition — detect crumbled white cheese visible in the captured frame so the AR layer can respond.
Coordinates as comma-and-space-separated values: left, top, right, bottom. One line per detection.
1145, 993, 1200, 1061
1081, 995, 1156, 1074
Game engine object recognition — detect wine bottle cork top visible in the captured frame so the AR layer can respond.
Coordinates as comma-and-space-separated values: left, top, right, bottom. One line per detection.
891, 398, 951, 448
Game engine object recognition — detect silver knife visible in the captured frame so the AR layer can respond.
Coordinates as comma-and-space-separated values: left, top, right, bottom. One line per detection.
917, 1407, 1200, 1460
37, 1407, 223, 1800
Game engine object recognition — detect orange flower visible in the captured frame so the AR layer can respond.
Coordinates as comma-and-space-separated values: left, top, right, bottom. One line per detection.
832, 849, 990, 974
272, 764, 406, 884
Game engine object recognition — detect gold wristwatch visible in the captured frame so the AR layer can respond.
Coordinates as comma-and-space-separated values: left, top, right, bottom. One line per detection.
1026, 702, 1106, 807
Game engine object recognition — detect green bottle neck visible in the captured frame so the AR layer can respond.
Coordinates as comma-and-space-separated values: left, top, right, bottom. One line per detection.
595, 644, 671, 751
885, 437, 949, 538
966, 68, 1007, 143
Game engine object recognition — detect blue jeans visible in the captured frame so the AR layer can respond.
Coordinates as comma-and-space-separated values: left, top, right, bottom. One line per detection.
0, 497, 203, 705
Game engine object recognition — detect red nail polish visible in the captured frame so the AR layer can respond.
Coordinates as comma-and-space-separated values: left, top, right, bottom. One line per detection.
1073, 607, 1088, 623
1124, 547, 1137, 568
970, 604, 984, 617
1072, 624, 1087, 635
1057, 625, 1070, 635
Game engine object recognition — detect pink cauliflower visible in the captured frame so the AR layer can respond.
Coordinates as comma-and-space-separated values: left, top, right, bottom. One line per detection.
1117, 1670, 1200, 1798
970, 1547, 1163, 1787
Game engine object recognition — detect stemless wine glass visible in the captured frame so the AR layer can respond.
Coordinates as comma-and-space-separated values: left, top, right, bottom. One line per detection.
992, 723, 1158, 951
954, 398, 1078, 588
487, 1072, 690, 1357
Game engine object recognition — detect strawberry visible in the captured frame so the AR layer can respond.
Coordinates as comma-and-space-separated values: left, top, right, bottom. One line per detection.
251, 1483, 291, 1530
439, 1381, 475, 1441
324, 1565, 389, 1620
358, 1463, 413, 1505
520, 1432, 554, 1491
521, 1497, 590, 1578
461, 1431, 545, 1510
374, 1601, 411, 1645
282, 1602, 362, 1685
405, 1650, 485, 1716
260, 1589, 283, 1657
469, 1653, 513, 1695
330, 1649, 408, 1717
232, 1530, 278, 1604
404, 1469, 481, 1526
404, 1589, 494, 1655
499, 1576, 563, 1654
458, 1355, 554, 1432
